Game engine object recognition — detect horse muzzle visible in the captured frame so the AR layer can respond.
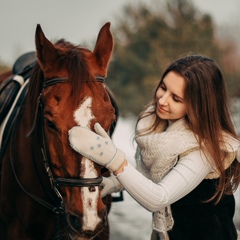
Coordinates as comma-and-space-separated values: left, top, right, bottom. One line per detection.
67, 209, 108, 239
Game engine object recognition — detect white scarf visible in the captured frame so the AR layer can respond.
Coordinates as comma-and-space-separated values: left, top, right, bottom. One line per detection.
134, 108, 240, 240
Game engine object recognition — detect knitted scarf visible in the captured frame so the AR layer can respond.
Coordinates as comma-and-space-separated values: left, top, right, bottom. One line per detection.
135, 113, 198, 240
134, 108, 240, 240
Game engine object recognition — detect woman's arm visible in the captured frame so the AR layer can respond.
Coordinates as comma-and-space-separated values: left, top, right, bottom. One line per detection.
116, 150, 213, 212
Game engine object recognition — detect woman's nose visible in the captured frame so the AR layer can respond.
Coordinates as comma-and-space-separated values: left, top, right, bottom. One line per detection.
159, 92, 169, 105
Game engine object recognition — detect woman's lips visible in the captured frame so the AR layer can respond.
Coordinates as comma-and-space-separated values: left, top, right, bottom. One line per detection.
158, 105, 169, 113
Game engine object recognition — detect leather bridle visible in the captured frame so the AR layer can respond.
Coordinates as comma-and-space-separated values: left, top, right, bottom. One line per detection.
10, 76, 106, 214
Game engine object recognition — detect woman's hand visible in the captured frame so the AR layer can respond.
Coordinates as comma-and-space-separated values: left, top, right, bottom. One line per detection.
68, 123, 126, 172
101, 176, 123, 197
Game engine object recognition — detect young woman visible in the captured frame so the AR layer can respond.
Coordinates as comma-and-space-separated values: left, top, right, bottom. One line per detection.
69, 55, 240, 240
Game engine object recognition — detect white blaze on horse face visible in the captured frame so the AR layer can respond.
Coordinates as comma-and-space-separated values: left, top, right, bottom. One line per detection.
81, 157, 101, 231
73, 97, 101, 231
74, 97, 95, 128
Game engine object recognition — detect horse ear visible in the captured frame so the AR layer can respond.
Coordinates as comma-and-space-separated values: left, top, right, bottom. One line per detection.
35, 24, 58, 71
93, 22, 114, 77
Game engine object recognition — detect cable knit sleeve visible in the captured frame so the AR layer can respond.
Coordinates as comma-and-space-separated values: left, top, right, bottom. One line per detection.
117, 150, 213, 212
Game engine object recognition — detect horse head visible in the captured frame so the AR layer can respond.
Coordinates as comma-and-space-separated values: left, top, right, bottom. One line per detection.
29, 23, 116, 239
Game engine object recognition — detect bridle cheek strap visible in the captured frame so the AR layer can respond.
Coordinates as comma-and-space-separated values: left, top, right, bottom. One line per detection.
39, 77, 104, 204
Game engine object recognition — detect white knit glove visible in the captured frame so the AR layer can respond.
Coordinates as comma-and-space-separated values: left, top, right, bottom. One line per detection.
101, 176, 123, 197
68, 123, 125, 172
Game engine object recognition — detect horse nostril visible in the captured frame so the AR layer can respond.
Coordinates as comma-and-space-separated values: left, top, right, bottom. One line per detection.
68, 214, 81, 231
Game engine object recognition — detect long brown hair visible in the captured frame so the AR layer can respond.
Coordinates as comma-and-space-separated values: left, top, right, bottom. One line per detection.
136, 54, 240, 203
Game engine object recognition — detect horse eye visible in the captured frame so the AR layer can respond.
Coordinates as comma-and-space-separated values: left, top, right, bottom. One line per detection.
46, 119, 57, 130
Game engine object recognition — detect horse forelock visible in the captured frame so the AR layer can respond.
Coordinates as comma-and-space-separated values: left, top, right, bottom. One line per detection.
54, 39, 95, 104
29, 39, 95, 100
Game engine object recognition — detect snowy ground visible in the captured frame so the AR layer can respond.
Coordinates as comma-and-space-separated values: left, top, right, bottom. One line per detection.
108, 117, 240, 239
109, 192, 152, 240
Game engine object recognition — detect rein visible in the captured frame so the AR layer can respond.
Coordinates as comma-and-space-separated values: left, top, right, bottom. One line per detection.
10, 75, 106, 214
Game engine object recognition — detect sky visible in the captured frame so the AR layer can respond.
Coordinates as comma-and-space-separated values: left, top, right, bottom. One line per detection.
0, 0, 240, 65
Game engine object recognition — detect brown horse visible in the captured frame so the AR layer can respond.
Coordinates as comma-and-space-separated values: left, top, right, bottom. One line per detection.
0, 22, 117, 240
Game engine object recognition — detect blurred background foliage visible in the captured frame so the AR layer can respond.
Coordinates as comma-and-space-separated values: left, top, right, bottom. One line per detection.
0, 0, 239, 118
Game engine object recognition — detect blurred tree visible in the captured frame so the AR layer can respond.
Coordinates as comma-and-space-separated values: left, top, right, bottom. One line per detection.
216, 37, 240, 97
107, 0, 240, 117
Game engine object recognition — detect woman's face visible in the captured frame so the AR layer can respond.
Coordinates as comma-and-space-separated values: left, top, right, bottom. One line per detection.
156, 71, 187, 121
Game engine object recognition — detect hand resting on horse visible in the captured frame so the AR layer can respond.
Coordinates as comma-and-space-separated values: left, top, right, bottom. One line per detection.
68, 123, 126, 173
101, 176, 123, 197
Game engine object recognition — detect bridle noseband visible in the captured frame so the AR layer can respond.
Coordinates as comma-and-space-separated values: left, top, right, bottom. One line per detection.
11, 76, 106, 214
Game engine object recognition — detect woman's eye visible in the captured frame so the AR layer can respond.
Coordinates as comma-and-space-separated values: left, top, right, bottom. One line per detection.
173, 96, 183, 103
